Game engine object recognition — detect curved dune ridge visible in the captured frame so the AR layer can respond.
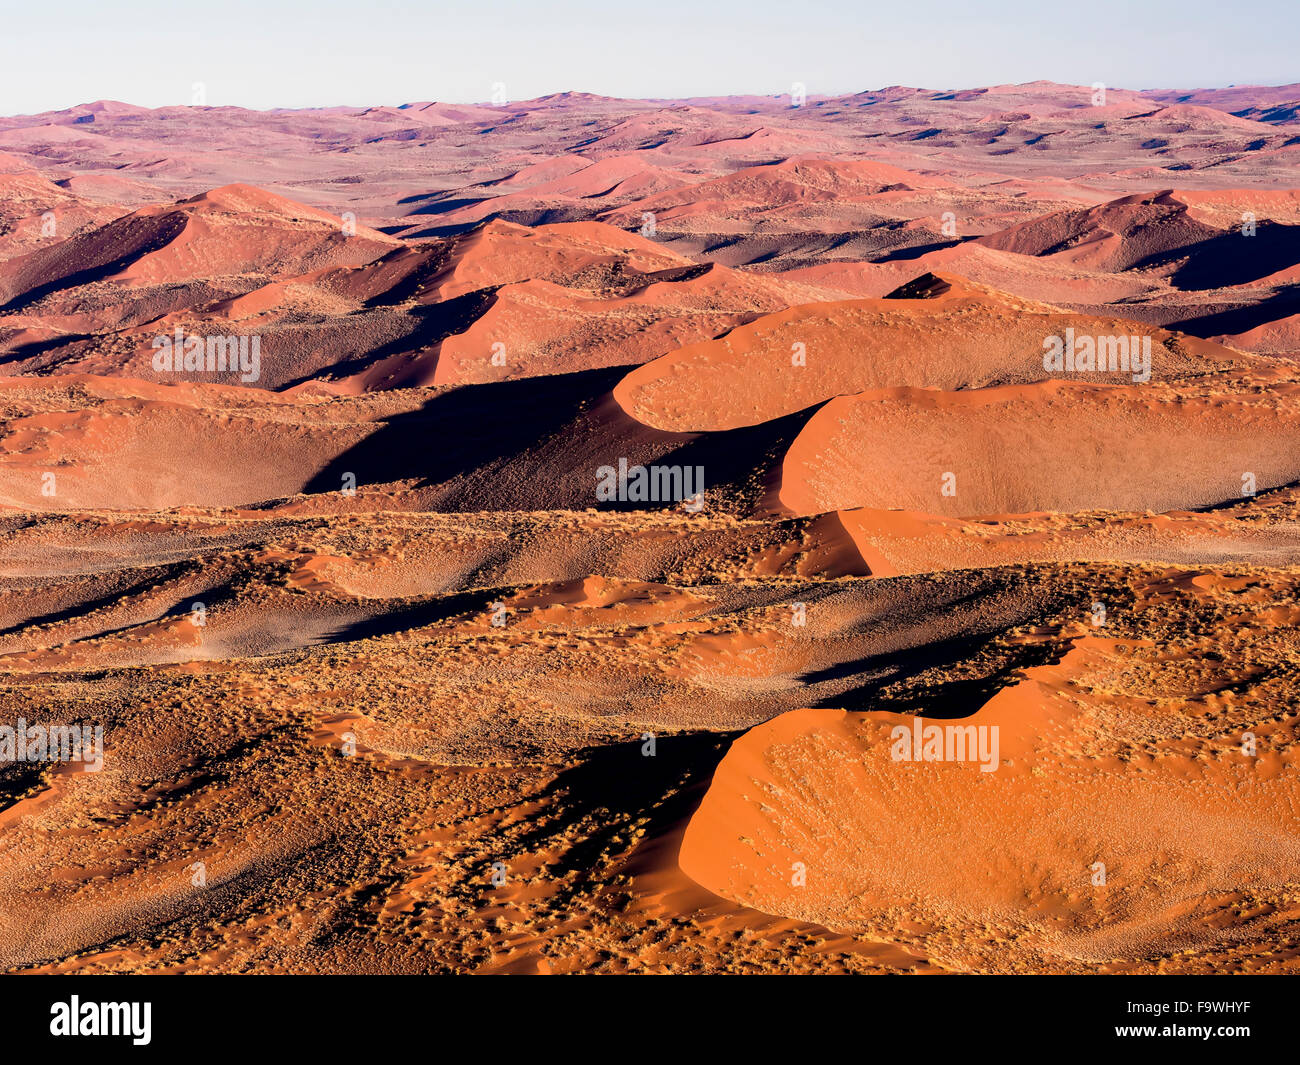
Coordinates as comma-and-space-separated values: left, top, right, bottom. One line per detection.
0, 376, 371, 511
611, 273, 1246, 434
680, 599, 1300, 970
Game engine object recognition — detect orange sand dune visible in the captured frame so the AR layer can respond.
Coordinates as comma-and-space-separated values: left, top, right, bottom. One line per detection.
776, 376, 1300, 517
416, 219, 692, 301
680, 611, 1300, 971
613, 273, 1243, 432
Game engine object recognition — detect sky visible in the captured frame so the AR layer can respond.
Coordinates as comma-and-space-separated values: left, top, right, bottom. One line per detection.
1, 0, 1296, 114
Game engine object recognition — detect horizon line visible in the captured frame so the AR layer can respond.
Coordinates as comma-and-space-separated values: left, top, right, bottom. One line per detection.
4, 79, 1299, 121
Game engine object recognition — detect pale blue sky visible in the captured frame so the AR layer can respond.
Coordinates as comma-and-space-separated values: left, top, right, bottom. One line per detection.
2, 0, 1296, 114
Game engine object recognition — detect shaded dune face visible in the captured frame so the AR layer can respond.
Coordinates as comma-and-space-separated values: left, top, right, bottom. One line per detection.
680, 608, 1300, 971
